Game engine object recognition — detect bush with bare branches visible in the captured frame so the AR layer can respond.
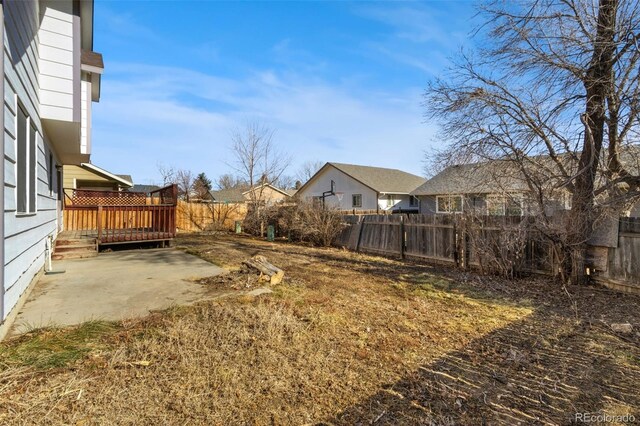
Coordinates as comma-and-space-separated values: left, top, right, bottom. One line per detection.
242, 201, 345, 246
465, 215, 531, 279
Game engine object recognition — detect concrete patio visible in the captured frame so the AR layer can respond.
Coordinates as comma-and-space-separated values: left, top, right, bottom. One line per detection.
9, 248, 225, 335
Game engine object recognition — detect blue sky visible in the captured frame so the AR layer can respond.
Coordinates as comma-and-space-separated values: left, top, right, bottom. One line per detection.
91, 1, 478, 185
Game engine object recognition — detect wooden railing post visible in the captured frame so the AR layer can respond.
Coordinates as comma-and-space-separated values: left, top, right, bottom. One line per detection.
97, 206, 103, 242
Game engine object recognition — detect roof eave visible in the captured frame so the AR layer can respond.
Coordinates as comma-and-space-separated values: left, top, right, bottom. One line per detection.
80, 163, 133, 187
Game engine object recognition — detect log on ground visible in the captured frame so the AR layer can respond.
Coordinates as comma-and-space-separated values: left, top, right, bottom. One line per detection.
242, 255, 285, 285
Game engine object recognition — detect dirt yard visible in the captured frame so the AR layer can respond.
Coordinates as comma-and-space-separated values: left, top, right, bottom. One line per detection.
1, 233, 639, 425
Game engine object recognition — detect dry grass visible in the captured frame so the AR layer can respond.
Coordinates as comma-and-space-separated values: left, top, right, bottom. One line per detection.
0, 233, 638, 425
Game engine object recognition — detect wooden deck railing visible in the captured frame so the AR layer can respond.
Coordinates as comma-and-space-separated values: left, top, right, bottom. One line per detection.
63, 184, 178, 244
64, 188, 148, 206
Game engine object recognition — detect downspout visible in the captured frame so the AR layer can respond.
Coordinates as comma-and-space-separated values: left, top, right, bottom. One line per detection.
0, 2, 5, 323
376, 192, 379, 214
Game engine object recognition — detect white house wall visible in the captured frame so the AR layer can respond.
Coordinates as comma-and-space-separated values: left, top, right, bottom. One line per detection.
298, 166, 378, 210
80, 77, 90, 154
377, 194, 416, 211
38, 0, 79, 123
3, 0, 60, 322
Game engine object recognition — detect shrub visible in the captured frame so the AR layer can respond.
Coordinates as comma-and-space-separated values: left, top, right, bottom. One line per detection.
243, 201, 345, 247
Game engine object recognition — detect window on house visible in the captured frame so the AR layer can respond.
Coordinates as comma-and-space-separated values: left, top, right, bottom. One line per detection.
505, 197, 523, 216
48, 153, 54, 196
16, 106, 37, 214
486, 195, 505, 216
352, 194, 362, 208
436, 195, 463, 213
386, 194, 394, 208
486, 195, 523, 216
409, 196, 418, 207
29, 122, 37, 209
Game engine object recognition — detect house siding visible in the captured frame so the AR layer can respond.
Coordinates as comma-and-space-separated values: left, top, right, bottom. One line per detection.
3, 0, 60, 322
418, 195, 438, 214
377, 194, 418, 212
62, 164, 116, 189
417, 194, 486, 214
297, 166, 378, 211
38, 0, 78, 123
245, 185, 289, 205
80, 77, 90, 154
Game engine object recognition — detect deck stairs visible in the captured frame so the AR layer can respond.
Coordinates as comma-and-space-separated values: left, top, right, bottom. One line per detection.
53, 232, 98, 260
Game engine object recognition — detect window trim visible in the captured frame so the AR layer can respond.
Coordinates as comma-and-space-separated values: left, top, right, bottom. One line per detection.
436, 195, 463, 214
15, 103, 37, 214
486, 195, 506, 216
29, 120, 37, 211
486, 194, 524, 216
352, 193, 362, 208
48, 152, 54, 197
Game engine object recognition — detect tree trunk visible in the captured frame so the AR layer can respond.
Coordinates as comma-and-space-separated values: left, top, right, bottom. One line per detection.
567, 0, 617, 285
243, 255, 284, 285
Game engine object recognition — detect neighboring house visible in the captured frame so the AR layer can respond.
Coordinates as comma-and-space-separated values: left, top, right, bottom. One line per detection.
63, 163, 133, 191
296, 162, 426, 212
412, 158, 640, 217
411, 162, 534, 215
130, 184, 161, 195
209, 183, 291, 206
209, 187, 246, 204
1, 0, 102, 336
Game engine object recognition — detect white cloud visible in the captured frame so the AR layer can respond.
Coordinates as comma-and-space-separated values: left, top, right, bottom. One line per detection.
91, 63, 437, 184
350, 3, 473, 75
355, 3, 468, 47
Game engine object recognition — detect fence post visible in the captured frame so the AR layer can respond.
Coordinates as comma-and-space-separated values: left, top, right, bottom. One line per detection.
399, 215, 405, 259
461, 216, 468, 270
355, 215, 365, 252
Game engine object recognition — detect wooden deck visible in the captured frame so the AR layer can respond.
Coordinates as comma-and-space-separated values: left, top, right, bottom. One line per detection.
59, 229, 175, 244
62, 185, 178, 246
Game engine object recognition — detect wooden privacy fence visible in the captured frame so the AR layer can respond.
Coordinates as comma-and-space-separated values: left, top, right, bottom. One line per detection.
336, 214, 556, 273
336, 213, 640, 292
63, 185, 178, 244
176, 201, 248, 232
593, 217, 640, 293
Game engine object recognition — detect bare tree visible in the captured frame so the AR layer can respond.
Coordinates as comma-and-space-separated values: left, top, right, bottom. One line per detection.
274, 174, 296, 190
157, 162, 177, 186
296, 160, 324, 184
215, 173, 246, 190
229, 121, 291, 207
176, 169, 194, 202
425, 0, 640, 284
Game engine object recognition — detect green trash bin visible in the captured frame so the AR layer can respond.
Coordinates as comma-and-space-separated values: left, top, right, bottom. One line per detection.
235, 221, 242, 234
267, 225, 275, 242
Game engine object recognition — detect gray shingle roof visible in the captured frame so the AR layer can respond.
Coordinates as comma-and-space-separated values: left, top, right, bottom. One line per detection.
411, 161, 529, 196
130, 184, 160, 194
116, 174, 133, 185
328, 162, 426, 194
413, 145, 640, 196
209, 188, 247, 203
